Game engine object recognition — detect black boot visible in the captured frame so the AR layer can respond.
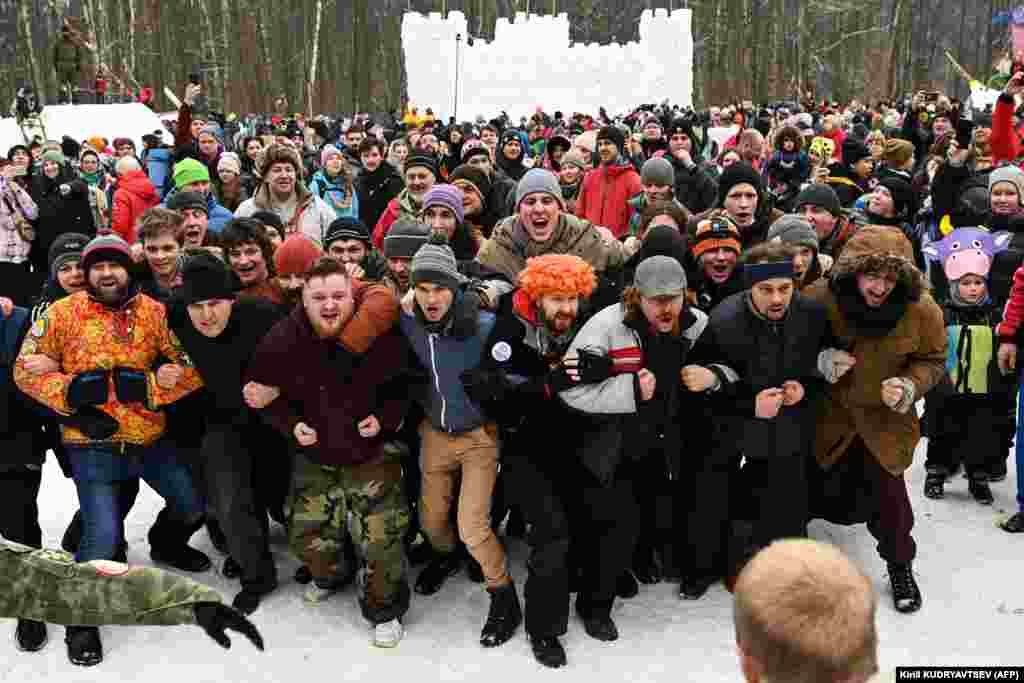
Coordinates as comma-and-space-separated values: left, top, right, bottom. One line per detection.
615, 570, 639, 599
206, 518, 229, 555
148, 510, 212, 573
62, 512, 83, 554
414, 551, 462, 595
232, 582, 277, 616
480, 582, 522, 648
923, 471, 945, 499
1000, 511, 1024, 533
15, 619, 47, 652
988, 460, 1008, 483
632, 545, 661, 585
530, 635, 567, 668
222, 556, 243, 579
888, 563, 922, 614
294, 565, 313, 584
575, 602, 618, 642
679, 574, 717, 601
65, 626, 103, 666
969, 478, 994, 505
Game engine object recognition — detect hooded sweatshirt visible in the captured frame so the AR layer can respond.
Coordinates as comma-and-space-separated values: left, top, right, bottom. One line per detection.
111, 169, 160, 243
574, 156, 643, 238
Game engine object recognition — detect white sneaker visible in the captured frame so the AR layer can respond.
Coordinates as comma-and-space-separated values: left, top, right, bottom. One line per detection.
373, 619, 403, 648
303, 582, 339, 603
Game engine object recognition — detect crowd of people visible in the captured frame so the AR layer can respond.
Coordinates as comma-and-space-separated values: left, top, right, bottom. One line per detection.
2, 72, 1024, 674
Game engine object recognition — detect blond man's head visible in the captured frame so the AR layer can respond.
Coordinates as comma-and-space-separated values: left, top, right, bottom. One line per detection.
734, 539, 879, 683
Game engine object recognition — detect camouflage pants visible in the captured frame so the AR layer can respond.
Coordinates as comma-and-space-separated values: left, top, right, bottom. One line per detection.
287, 443, 410, 624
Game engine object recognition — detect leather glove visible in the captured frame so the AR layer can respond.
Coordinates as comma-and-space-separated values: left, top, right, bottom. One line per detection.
113, 367, 149, 404
193, 602, 264, 651
460, 368, 510, 404
60, 406, 119, 440
576, 348, 615, 384
67, 370, 110, 409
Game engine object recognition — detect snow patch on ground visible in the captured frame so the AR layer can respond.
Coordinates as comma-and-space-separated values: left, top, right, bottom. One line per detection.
2, 440, 1020, 681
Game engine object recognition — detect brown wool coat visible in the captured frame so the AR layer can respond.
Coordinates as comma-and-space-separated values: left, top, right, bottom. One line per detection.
803, 226, 947, 476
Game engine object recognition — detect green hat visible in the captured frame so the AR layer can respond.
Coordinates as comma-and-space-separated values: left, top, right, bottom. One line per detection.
42, 150, 65, 166
173, 158, 210, 190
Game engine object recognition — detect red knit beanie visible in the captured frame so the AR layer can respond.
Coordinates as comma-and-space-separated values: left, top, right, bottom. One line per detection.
274, 234, 322, 277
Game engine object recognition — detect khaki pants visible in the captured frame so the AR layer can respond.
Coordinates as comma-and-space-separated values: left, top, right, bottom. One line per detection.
419, 421, 508, 589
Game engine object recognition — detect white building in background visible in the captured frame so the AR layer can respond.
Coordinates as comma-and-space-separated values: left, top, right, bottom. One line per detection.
401, 9, 694, 122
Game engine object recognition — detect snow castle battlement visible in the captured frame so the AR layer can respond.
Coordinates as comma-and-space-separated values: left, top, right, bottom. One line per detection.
401, 9, 693, 121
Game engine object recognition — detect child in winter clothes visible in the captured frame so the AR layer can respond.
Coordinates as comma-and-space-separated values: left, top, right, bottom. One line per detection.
311, 145, 359, 220
925, 229, 1015, 504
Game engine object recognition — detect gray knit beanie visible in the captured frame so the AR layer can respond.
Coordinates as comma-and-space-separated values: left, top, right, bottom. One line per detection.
515, 168, 565, 210
384, 217, 431, 259
411, 233, 466, 291
641, 157, 675, 188
989, 165, 1024, 200
767, 214, 819, 251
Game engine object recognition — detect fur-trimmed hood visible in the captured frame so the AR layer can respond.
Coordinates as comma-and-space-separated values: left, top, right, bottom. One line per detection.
773, 125, 804, 153
829, 225, 927, 302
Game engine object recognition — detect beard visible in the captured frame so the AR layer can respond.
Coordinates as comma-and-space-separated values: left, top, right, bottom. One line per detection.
87, 279, 131, 306
310, 314, 344, 339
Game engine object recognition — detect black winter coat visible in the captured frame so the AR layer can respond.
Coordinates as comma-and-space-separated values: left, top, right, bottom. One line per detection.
667, 154, 717, 215
0, 307, 44, 469
704, 291, 829, 461
356, 163, 405, 230
29, 172, 94, 276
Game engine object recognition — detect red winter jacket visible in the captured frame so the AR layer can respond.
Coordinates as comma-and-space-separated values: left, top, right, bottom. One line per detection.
991, 94, 1024, 166
575, 159, 642, 239
111, 170, 160, 243
998, 264, 1024, 342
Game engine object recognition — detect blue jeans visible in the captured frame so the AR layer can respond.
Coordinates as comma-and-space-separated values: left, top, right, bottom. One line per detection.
68, 442, 203, 562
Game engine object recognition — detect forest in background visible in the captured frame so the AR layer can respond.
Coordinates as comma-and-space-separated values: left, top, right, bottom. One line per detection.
2, 1, 1020, 117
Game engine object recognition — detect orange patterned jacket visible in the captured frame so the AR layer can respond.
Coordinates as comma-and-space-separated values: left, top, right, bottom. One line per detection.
14, 290, 202, 447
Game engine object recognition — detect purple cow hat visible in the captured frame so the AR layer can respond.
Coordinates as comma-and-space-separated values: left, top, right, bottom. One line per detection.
922, 227, 1012, 281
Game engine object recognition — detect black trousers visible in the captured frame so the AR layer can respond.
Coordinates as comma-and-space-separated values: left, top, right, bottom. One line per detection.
202, 424, 277, 592
926, 391, 1014, 480
502, 449, 572, 638
808, 438, 916, 565
0, 466, 43, 547
743, 454, 809, 550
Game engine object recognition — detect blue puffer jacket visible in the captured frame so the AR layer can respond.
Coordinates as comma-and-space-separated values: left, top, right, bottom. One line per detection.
399, 296, 496, 434
161, 189, 234, 234
310, 170, 359, 220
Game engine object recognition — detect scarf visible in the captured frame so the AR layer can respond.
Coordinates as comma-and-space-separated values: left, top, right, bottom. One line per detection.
831, 275, 909, 338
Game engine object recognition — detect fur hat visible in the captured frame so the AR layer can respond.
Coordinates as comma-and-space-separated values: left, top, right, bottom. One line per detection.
260, 143, 304, 180
829, 225, 925, 302
518, 254, 596, 301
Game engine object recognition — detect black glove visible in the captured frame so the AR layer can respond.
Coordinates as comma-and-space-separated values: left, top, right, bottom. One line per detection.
193, 602, 264, 651
358, 252, 387, 282
575, 348, 614, 384
60, 406, 119, 440
67, 370, 110, 409
544, 364, 575, 396
460, 368, 510, 404
113, 367, 149, 404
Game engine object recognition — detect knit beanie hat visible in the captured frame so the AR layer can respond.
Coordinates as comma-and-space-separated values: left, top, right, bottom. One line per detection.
692, 214, 742, 259
641, 157, 675, 188
767, 214, 819, 252
404, 153, 439, 179
882, 139, 914, 165
384, 217, 430, 259
320, 144, 343, 169
560, 150, 587, 172
876, 175, 915, 219
989, 165, 1024, 200
422, 185, 465, 224
793, 184, 842, 217
173, 158, 210, 190
635, 255, 687, 298
217, 152, 241, 175
596, 125, 626, 155
168, 191, 209, 216
179, 251, 236, 306
717, 161, 762, 207
461, 139, 490, 164
41, 149, 65, 166
86, 137, 107, 154
449, 165, 492, 202
275, 234, 323, 277
198, 124, 223, 144
841, 138, 871, 167
48, 232, 90, 279
411, 233, 465, 291
638, 224, 688, 267
515, 168, 564, 210
81, 234, 133, 275
324, 216, 370, 248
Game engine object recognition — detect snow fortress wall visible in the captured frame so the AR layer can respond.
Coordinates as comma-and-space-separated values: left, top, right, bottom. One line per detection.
401, 9, 693, 122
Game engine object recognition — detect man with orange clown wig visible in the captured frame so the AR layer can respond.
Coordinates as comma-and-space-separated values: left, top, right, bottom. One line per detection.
459, 254, 602, 669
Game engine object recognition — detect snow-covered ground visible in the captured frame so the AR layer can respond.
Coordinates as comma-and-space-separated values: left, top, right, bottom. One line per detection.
3, 440, 1020, 682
